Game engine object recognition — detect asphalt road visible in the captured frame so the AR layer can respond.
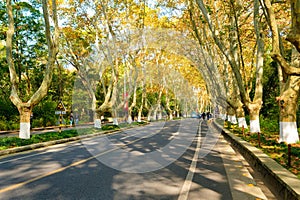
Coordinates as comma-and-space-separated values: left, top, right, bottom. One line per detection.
0, 119, 268, 200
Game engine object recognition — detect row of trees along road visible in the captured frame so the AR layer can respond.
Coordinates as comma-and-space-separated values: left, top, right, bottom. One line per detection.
1, 0, 299, 143
184, 0, 300, 143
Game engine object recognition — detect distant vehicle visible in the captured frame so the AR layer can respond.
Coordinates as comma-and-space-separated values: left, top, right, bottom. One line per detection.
191, 112, 201, 118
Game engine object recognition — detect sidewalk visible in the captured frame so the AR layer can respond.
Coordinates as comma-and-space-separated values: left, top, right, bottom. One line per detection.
208, 123, 270, 200
213, 121, 300, 200
219, 135, 273, 199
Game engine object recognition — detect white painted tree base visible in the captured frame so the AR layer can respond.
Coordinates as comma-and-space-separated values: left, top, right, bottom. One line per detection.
228, 115, 237, 124
151, 115, 156, 121
20, 122, 30, 139
250, 119, 260, 133
113, 118, 118, 125
158, 113, 162, 120
238, 117, 248, 128
127, 116, 133, 124
94, 119, 101, 128
279, 122, 299, 144
220, 114, 226, 120
137, 116, 142, 122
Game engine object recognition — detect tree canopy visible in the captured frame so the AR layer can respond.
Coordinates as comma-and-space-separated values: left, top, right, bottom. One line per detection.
1, 0, 299, 144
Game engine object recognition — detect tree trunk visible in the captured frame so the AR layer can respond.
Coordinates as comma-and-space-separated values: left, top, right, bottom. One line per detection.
94, 114, 102, 128
165, 91, 173, 120
278, 76, 300, 143
245, 0, 264, 134
147, 107, 153, 121
263, 0, 300, 143
91, 93, 102, 129
236, 104, 248, 128
248, 102, 261, 133
287, 0, 300, 53
227, 106, 237, 124
127, 83, 137, 124
137, 104, 143, 122
112, 109, 119, 125
18, 105, 32, 139
169, 113, 173, 120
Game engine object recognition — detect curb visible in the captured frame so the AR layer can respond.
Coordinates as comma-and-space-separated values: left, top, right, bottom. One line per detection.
213, 121, 300, 200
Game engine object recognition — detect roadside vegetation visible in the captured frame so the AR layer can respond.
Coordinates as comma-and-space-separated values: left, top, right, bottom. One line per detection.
223, 119, 300, 179
0, 121, 147, 151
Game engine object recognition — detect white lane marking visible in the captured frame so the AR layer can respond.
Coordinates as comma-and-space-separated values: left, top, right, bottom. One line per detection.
178, 121, 202, 200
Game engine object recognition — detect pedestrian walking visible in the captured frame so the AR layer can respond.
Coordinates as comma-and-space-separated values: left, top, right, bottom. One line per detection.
70, 111, 74, 126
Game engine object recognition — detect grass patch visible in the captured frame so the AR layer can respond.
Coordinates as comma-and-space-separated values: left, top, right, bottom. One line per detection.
131, 121, 148, 126
0, 129, 79, 150
101, 124, 120, 131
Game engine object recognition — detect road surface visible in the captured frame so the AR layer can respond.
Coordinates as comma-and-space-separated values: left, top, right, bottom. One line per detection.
0, 119, 268, 199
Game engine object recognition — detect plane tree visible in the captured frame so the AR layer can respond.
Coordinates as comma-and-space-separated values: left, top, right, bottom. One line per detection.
262, 0, 300, 143
6, 0, 59, 138
191, 0, 267, 133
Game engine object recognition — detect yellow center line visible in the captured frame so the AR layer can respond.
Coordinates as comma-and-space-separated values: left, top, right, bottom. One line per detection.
0, 129, 160, 194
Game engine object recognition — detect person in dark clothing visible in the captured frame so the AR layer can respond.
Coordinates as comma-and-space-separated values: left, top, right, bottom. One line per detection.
202, 112, 206, 120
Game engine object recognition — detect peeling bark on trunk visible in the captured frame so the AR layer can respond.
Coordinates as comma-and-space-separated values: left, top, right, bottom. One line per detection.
248, 102, 262, 133
277, 76, 300, 143
263, 0, 300, 143
6, 0, 58, 139
19, 105, 32, 139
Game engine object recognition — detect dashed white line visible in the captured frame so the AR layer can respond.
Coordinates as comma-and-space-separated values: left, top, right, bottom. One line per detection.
178, 121, 202, 200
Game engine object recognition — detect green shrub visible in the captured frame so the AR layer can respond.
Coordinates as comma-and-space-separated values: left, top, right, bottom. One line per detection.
32, 118, 43, 127
132, 121, 147, 125
0, 129, 80, 150
102, 124, 120, 131
32, 100, 57, 127
9, 122, 19, 130
0, 120, 7, 131
260, 117, 279, 134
